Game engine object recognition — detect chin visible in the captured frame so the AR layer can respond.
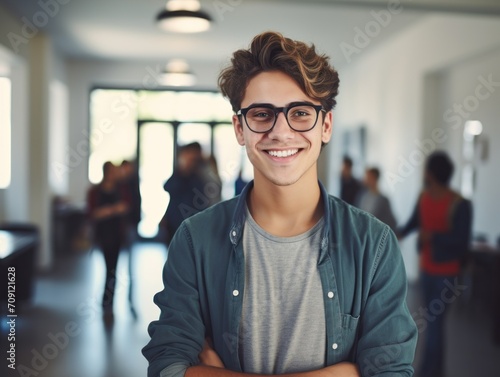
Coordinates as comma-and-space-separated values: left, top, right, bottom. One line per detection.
263, 174, 301, 187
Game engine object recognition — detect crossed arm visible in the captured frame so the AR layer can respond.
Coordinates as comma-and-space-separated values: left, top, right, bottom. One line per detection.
186, 340, 360, 377
87, 187, 129, 220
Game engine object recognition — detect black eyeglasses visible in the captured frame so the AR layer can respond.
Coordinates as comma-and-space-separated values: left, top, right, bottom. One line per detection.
236, 102, 326, 133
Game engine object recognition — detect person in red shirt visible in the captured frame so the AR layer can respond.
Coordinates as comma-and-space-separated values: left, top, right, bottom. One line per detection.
399, 151, 472, 377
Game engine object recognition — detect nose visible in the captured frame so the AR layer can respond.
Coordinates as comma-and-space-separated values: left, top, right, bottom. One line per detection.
268, 111, 294, 140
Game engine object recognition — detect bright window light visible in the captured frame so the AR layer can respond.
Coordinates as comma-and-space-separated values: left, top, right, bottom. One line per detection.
178, 123, 211, 153
89, 89, 138, 184
0, 77, 11, 189
138, 122, 174, 238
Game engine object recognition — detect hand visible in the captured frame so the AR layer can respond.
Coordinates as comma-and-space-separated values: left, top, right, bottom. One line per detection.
114, 202, 129, 214
199, 338, 225, 369
321, 362, 360, 377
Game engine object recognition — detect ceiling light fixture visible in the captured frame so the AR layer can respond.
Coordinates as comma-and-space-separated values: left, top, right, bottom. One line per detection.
156, 0, 212, 33
464, 120, 483, 137
160, 59, 196, 87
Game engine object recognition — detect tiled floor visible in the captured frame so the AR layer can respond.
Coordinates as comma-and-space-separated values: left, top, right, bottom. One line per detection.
3, 242, 500, 377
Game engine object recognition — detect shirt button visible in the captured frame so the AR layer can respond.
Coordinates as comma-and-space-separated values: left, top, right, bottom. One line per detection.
332, 343, 338, 350
232, 231, 237, 237
327, 291, 334, 299
232, 290, 239, 297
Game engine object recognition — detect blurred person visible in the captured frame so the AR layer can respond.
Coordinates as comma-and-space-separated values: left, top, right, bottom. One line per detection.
493, 235, 500, 346
119, 159, 142, 238
357, 167, 397, 231
494, 252, 500, 346
234, 168, 249, 196
398, 151, 472, 377
160, 142, 207, 246
340, 155, 361, 206
144, 31, 417, 377
200, 154, 222, 206
118, 159, 142, 317
87, 161, 129, 321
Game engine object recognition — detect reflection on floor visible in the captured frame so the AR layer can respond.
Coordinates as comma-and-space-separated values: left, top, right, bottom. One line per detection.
5, 242, 500, 377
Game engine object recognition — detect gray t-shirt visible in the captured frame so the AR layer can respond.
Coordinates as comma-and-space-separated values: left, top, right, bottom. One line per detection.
239, 208, 326, 374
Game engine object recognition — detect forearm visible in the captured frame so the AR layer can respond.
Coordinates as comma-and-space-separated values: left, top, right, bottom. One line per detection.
185, 362, 359, 377
91, 206, 115, 219
398, 200, 420, 237
92, 201, 128, 220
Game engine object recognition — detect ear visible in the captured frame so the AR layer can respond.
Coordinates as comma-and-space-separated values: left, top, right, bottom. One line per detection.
321, 111, 333, 144
233, 114, 245, 146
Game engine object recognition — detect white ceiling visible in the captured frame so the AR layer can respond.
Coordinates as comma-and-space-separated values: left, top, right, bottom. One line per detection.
1, 0, 499, 66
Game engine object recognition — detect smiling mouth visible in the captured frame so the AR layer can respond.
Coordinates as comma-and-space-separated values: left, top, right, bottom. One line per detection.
266, 149, 300, 158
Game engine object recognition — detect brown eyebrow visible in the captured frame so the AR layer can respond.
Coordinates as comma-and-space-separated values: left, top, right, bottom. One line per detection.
246, 100, 318, 108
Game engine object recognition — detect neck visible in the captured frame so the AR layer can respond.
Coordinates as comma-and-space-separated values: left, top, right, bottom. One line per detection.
248, 172, 323, 237
427, 184, 450, 198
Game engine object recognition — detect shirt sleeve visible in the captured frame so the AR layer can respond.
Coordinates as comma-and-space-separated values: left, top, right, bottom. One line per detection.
142, 222, 205, 377
356, 226, 418, 376
160, 363, 189, 377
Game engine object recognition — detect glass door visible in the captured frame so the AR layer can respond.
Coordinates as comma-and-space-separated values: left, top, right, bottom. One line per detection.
137, 122, 175, 238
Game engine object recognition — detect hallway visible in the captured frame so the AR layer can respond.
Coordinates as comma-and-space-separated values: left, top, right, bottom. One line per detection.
5, 243, 165, 377
5, 242, 500, 377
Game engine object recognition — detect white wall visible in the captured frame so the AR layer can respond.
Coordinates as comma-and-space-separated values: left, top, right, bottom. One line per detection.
443, 48, 500, 243
0, 4, 69, 270
0, 3, 29, 60
66, 59, 223, 204
27, 33, 69, 269
330, 13, 500, 280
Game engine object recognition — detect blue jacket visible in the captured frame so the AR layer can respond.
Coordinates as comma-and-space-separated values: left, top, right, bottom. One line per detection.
143, 181, 417, 377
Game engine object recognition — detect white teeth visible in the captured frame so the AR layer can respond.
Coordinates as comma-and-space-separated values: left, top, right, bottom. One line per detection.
267, 149, 299, 158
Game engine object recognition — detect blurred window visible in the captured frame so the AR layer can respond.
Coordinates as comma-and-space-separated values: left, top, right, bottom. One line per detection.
178, 123, 211, 155
89, 89, 138, 184
138, 122, 174, 238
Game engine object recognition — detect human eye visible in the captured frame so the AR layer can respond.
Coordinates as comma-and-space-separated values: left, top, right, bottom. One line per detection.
289, 105, 314, 120
248, 108, 274, 122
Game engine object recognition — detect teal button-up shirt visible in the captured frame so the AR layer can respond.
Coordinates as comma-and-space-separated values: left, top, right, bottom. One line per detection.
143, 181, 417, 377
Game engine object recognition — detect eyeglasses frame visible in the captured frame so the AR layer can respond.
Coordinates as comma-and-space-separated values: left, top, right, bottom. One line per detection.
236, 102, 326, 134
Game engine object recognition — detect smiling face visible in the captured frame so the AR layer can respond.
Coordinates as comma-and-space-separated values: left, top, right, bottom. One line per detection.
233, 71, 332, 188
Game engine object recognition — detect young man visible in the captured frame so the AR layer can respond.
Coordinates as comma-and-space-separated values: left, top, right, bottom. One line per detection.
143, 32, 417, 377
160, 142, 206, 246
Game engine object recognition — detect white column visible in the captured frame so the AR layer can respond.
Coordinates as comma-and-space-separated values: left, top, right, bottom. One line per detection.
28, 34, 52, 270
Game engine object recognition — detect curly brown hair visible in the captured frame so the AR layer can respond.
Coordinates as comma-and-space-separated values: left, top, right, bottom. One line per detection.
218, 31, 340, 113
